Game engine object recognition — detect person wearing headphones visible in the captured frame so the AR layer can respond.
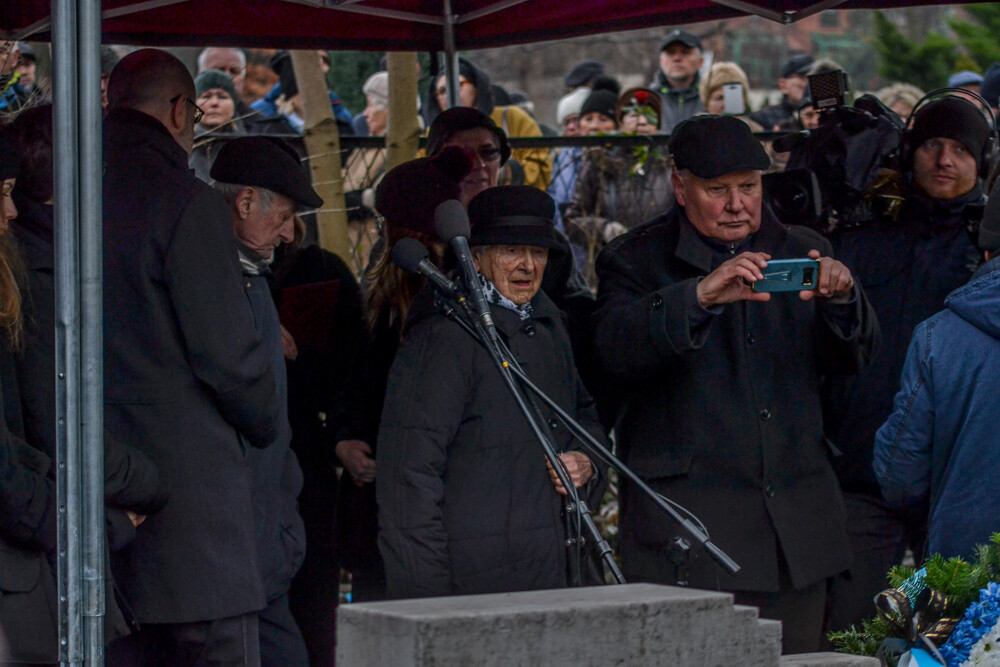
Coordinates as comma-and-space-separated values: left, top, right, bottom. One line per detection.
873, 188, 1000, 562
823, 93, 993, 636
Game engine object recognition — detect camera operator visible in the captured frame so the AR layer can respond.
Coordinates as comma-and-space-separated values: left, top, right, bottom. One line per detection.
823, 94, 989, 634
592, 115, 879, 655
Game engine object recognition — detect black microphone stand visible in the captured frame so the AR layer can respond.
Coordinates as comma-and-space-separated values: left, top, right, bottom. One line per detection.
435, 290, 623, 585
434, 285, 740, 582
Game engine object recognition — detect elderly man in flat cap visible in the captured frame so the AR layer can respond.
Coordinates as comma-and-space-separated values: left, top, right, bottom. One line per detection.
210, 136, 323, 666
591, 115, 879, 654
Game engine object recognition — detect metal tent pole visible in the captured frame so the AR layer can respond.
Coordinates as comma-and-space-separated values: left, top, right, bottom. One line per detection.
79, 0, 106, 662
442, 0, 459, 109
52, 0, 84, 663
53, 0, 105, 663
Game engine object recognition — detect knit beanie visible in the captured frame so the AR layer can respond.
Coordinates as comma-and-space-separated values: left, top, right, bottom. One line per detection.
580, 90, 618, 125
363, 72, 389, 109
556, 87, 590, 126
195, 70, 238, 103
908, 96, 991, 170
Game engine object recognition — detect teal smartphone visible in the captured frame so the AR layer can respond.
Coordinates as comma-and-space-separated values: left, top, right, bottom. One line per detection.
751, 258, 819, 293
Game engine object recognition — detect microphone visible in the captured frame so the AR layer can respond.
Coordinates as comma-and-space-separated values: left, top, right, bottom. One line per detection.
391, 238, 462, 298
433, 199, 498, 342
771, 130, 811, 154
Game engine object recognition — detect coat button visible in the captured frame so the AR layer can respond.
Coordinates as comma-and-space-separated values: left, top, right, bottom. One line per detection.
651, 294, 664, 309
745, 331, 755, 345
523, 323, 536, 337
759, 409, 771, 421
548, 418, 559, 430
765, 483, 775, 498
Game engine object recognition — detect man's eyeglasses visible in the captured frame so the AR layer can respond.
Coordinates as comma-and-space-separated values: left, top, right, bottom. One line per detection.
475, 146, 503, 163
435, 79, 472, 97
170, 95, 205, 124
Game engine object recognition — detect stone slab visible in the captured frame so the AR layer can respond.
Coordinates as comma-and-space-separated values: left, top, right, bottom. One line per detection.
337, 583, 782, 666
781, 653, 881, 667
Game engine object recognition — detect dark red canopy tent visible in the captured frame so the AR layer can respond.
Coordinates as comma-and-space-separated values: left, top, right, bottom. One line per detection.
2, 0, 975, 49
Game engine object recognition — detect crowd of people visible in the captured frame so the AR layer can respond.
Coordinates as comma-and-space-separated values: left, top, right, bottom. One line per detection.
1, 29, 1000, 666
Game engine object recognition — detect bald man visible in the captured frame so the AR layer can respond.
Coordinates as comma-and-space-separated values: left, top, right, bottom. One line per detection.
103, 49, 279, 666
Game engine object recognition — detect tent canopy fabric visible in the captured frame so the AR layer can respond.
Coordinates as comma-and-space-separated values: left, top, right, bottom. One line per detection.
2, 0, 977, 51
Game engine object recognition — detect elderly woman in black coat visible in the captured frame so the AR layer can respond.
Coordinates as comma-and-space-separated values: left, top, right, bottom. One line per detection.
377, 186, 606, 599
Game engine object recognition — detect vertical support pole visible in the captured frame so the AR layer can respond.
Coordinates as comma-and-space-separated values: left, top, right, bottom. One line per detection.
54, 0, 105, 664
52, 0, 83, 664
385, 52, 420, 170
443, 0, 459, 109
78, 0, 105, 662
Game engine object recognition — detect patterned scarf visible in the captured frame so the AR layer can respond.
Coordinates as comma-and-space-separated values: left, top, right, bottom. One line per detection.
480, 274, 534, 321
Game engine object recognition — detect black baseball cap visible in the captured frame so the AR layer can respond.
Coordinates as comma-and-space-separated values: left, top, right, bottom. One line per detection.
669, 115, 770, 179
660, 29, 702, 52
781, 54, 815, 78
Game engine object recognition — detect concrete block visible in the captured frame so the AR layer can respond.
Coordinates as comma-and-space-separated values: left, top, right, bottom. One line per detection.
780, 653, 881, 667
337, 583, 783, 666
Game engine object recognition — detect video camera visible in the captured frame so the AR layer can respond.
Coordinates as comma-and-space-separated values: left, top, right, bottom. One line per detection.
763, 70, 906, 235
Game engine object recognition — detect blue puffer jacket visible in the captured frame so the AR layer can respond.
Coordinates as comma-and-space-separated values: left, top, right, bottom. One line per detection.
874, 256, 1000, 559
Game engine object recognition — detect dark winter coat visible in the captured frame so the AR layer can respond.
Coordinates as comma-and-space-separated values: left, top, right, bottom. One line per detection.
244, 271, 306, 602
874, 257, 1000, 560
0, 381, 58, 664
12, 193, 168, 642
592, 204, 880, 592
650, 70, 704, 133
377, 287, 606, 599
823, 184, 983, 496
103, 108, 279, 623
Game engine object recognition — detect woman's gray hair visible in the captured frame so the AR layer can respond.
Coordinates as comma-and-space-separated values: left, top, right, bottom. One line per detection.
212, 182, 277, 211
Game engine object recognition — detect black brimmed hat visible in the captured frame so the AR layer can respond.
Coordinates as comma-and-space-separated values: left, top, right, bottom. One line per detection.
427, 107, 511, 166
660, 29, 702, 52
468, 186, 563, 254
211, 136, 323, 209
669, 115, 770, 179
375, 147, 473, 237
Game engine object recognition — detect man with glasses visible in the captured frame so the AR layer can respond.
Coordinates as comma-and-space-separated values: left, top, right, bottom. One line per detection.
103, 48, 278, 666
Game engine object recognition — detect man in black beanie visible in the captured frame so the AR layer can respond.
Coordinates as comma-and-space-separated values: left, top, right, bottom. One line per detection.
592, 115, 879, 655
823, 93, 991, 636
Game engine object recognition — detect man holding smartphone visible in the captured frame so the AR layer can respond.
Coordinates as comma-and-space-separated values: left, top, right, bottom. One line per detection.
592, 115, 879, 655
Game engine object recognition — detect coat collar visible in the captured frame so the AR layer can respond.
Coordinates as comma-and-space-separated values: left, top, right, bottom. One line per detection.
671, 203, 788, 274
104, 108, 189, 172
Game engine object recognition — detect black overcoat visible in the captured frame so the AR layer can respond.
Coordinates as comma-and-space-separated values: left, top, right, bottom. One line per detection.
0, 383, 57, 664
592, 205, 880, 592
103, 109, 279, 623
377, 288, 606, 599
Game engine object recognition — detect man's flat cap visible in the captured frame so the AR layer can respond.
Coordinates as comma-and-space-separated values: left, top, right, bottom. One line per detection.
564, 60, 604, 89
948, 70, 984, 88
669, 115, 770, 179
660, 29, 701, 52
211, 136, 323, 209
781, 54, 815, 78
